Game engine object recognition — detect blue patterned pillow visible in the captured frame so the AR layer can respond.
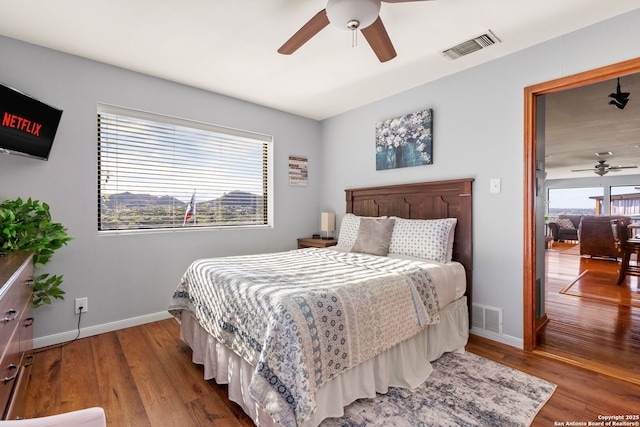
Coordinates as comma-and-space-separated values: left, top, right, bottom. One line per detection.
388, 217, 457, 263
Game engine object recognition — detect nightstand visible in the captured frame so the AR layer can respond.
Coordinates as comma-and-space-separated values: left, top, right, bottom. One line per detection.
297, 238, 338, 249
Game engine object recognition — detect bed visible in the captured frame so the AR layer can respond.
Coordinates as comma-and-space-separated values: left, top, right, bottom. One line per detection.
168, 178, 473, 426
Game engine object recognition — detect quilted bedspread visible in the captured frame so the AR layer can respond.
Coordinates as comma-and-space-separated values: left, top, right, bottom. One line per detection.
168, 248, 441, 426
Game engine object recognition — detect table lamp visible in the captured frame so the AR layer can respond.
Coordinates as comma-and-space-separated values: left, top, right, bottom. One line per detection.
320, 212, 335, 239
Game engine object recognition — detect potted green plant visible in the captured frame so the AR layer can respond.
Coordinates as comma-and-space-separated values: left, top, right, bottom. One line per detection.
0, 197, 73, 307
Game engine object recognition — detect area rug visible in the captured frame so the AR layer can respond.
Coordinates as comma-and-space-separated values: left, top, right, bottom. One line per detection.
321, 351, 556, 427
560, 269, 640, 308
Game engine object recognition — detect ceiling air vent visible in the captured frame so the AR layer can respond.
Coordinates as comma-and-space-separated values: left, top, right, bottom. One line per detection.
442, 30, 501, 60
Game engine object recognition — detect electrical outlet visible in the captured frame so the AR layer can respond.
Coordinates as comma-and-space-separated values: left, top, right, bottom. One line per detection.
75, 297, 88, 314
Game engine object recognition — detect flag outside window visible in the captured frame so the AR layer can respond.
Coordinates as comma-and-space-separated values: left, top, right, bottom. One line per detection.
183, 191, 196, 226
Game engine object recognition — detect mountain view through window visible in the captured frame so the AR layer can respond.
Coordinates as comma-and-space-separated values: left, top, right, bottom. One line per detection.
97, 104, 272, 231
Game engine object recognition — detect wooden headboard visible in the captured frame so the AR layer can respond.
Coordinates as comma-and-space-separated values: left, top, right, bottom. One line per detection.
345, 178, 474, 309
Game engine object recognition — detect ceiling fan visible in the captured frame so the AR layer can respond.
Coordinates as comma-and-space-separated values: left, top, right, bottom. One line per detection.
278, 0, 433, 63
571, 160, 638, 176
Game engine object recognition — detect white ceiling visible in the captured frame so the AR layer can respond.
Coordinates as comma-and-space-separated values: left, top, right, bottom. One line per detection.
1, 0, 639, 122
545, 72, 640, 180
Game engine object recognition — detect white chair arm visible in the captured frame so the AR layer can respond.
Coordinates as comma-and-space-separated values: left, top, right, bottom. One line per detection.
0, 407, 106, 427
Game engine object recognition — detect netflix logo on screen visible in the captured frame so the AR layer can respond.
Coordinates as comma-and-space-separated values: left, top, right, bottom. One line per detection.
2, 113, 43, 136
0, 83, 62, 161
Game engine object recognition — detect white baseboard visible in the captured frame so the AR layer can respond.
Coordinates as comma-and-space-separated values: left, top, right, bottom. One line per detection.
33, 311, 174, 349
35, 313, 524, 351
470, 327, 524, 349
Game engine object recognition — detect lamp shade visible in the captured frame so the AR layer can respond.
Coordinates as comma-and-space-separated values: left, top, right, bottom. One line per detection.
320, 212, 336, 233
326, 0, 381, 30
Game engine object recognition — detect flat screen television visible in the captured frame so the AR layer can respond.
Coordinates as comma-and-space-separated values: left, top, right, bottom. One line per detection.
0, 83, 63, 161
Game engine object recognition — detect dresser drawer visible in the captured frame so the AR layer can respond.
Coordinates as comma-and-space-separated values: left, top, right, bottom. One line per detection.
0, 252, 34, 420
0, 326, 22, 416
18, 298, 34, 355
0, 262, 31, 357
4, 353, 34, 420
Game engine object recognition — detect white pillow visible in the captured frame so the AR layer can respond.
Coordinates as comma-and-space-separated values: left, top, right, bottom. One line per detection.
445, 219, 457, 262
336, 213, 387, 249
388, 217, 457, 263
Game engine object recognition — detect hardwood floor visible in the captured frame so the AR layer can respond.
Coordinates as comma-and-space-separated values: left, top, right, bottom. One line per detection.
537, 241, 640, 384
25, 319, 256, 427
23, 318, 640, 426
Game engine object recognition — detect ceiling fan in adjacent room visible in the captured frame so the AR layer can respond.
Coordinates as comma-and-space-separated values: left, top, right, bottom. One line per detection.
571, 159, 638, 176
278, 0, 433, 63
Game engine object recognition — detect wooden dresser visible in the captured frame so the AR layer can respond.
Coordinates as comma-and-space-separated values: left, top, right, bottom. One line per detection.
0, 252, 34, 420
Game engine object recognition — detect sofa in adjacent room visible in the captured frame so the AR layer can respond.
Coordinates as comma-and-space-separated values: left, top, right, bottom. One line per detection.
548, 214, 582, 242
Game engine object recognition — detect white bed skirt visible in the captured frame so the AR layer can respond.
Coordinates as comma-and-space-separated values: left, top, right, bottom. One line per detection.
179, 296, 469, 427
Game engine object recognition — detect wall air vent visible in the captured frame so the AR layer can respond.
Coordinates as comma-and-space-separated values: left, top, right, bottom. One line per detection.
442, 30, 501, 60
471, 303, 503, 335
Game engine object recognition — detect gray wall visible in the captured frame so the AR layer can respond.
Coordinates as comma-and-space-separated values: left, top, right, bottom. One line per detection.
319, 9, 640, 345
0, 36, 322, 344
1, 8, 639, 347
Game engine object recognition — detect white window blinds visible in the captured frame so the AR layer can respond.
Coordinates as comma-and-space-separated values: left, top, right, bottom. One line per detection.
97, 104, 272, 231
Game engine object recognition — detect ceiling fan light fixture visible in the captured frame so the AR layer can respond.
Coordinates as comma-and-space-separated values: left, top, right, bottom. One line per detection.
347, 20, 360, 30
326, 0, 381, 30
571, 159, 637, 176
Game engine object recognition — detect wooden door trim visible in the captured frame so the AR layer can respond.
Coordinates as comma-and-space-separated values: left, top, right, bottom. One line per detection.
523, 57, 640, 351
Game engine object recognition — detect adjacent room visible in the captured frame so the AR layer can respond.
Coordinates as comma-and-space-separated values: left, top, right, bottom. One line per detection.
535, 73, 640, 384
1, 1, 639, 425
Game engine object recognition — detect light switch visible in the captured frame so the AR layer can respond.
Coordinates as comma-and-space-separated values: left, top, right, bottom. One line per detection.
490, 178, 501, 193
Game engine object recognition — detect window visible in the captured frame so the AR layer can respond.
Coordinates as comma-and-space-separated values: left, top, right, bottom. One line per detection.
547, 187, 603, 217
610, 185, 640, 216
97, 104, 272, 232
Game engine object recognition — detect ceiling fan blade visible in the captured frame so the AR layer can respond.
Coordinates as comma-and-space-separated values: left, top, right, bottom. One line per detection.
278, 10, 330, 55
572, 164, 637, 173
361, 17, 397, 62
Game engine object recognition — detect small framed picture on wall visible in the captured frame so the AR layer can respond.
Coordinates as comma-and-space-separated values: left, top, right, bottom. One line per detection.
289, 155, 308, 186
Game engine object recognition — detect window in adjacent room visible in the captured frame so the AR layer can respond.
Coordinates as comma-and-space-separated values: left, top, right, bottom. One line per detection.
97, 104, 272, 232
610, 185, 640, 216
547, 187, 603, 217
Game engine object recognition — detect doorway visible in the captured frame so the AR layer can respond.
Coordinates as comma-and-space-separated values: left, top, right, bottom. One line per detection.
523, 58, 640, 358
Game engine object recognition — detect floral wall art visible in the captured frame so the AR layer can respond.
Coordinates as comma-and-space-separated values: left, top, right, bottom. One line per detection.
375, 108, 433, 171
